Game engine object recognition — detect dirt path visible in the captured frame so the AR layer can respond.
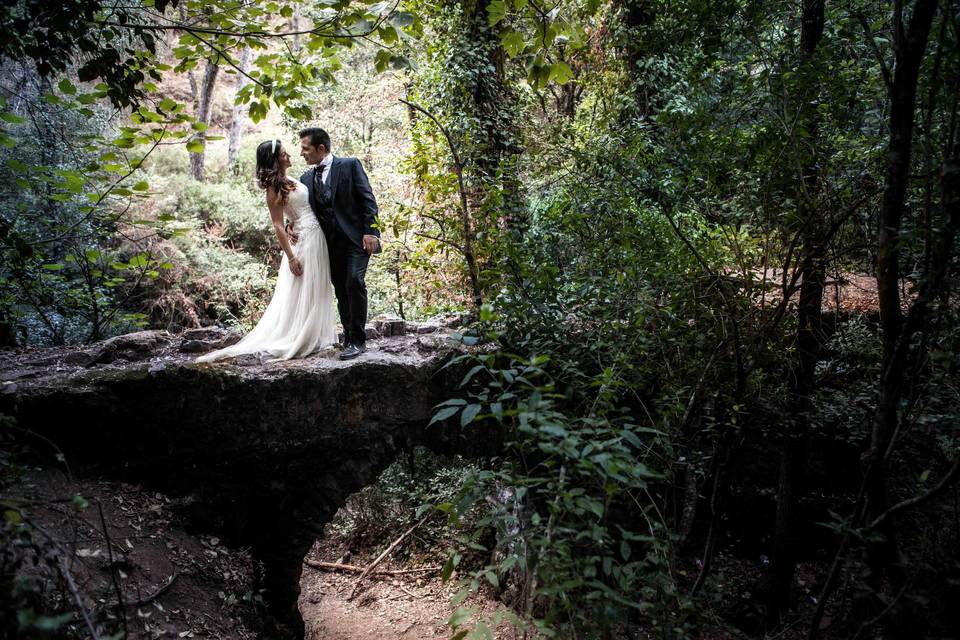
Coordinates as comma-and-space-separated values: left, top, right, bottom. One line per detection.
300, 544, 516, 640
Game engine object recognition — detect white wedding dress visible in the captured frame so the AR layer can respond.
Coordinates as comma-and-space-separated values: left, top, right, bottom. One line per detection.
197, 181, 337, 362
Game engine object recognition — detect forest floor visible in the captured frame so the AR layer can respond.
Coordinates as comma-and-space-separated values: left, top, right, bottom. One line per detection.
297, 490, 821, 640
1, 466, 261, 639
4, 463, 827, 639
299, 537, 514, 640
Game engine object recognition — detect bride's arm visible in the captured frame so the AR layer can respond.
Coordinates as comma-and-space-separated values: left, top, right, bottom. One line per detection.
266, 188, 303, 276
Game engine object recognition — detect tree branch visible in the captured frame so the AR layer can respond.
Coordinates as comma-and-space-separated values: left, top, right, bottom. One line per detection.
868, 457, 960, 531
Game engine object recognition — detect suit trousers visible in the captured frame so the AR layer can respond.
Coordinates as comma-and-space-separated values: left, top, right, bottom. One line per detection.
328, 230, 369, 346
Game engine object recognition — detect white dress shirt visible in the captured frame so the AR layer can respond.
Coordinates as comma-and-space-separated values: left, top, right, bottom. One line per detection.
319, 154, 334, 185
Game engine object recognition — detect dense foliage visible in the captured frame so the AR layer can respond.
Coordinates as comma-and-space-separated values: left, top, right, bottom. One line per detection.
1, 0, 958, 638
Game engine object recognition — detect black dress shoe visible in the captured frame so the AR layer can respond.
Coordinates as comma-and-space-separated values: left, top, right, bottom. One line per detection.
339, 344, 363, 360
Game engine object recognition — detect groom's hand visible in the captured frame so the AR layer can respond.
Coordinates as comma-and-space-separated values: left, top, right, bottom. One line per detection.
362, 234, 379, 256
285, 221, 299, 246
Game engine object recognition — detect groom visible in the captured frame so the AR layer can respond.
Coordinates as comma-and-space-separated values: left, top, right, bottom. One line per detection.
296, 128, 381, 360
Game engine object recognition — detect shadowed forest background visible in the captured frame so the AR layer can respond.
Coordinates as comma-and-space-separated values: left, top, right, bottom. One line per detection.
1, 0, 958, 638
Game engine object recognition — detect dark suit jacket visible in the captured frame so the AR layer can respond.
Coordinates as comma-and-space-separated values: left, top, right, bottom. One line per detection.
300, 156, 380, 250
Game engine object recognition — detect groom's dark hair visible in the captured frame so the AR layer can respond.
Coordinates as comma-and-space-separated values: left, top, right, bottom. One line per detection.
299, 127, 331, 152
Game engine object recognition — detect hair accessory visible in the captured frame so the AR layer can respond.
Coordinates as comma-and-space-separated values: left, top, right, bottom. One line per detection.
270, 139, 277, 155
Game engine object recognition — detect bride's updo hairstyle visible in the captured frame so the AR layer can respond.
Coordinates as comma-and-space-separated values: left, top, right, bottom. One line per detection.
255, 139, 296, 204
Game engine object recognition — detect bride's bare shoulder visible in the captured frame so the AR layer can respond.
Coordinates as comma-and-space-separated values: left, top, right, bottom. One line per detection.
264, 185, 281, 205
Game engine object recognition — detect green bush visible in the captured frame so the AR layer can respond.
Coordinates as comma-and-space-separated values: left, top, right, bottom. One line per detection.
173, 234, 274, 329
325, 448, 479, 553
154, 174, 273, 256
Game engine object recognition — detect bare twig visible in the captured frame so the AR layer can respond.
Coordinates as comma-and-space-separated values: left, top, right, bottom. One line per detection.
851, 581, 910, 640
10, 508, 102, 640
347, 510, 437, 600
57, 554, 102, 640
125, 571, 179, 607
868, 457, 960, 531
399, 98, 482, 308
97, 502, 128, 637
303, 560, 441, 575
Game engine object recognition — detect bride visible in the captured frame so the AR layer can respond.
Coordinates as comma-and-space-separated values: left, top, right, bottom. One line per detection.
197, 139, 337, 362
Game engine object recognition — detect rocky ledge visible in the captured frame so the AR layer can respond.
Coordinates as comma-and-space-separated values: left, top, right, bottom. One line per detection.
0, 319, 496, 638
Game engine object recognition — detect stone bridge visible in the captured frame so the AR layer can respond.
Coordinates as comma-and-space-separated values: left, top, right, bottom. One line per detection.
0, 327, 496, 638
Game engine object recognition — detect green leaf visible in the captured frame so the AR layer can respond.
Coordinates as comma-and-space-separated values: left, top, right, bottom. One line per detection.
389, 54, 414, 71
588, 500, 604, 518
374, 49, 391, 73
249, 101, 268, 123
447, 606, 473, 628
435, 398, 468, 408
500, 30, 525, 58
549, 61, 574, 85
132, 181, 149, 191
128, 254, 149, 268
186, 139, 205, 154
472, 621, 493, 639
429, 406, 460, 425
451, 586, 470, 605
461, 364, 486, 386
487, 0, 506, 26
441, 556, 455, 582
527, 61, 551, 88
379, 24, 398, 45
0, 112, 26, 124
461, 403, 482, 426
17, 610, 73, 631
58, 79, 77, 95
391, 11, 415, 27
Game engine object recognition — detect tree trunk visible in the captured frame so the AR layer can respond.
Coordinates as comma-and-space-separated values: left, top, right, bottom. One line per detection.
764, 0, 826, 625
615, 0, 656, 119
189, 60, 220, 182
468, 0, 519, 181
227, 47, 252, 174
862, 0, 939, 631
465, 0, 524, 278
0, 310, 15, 347
292, 4, 302, 53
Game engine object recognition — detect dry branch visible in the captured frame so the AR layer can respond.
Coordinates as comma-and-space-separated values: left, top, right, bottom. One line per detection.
303, 560, 441, 575
346, 510, 436, 600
